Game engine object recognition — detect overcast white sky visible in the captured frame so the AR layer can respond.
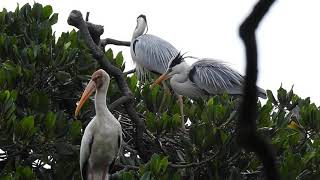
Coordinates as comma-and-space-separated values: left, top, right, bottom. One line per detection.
1, 0, 320, 104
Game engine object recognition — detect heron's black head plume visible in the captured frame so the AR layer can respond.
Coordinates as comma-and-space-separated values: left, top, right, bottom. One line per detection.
169, 52, 186, 68
137, 14, 147, 23
137, 14, 148, 34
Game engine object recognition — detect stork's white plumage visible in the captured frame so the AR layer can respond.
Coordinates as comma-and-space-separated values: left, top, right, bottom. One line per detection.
75, 69, 122, 180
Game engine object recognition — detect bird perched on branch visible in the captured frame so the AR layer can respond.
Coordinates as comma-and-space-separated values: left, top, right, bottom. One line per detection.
130, 14, 189, 129
75, 69, 122, 180
130, 14, 179, 83
152, 53, 267, 121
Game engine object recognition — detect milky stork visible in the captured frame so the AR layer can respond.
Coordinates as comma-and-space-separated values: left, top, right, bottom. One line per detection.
75, 69, 122, 180
152, 53, 267, 120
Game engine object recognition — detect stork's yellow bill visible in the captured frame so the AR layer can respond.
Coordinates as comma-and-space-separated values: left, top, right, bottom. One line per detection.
75, 80, 96, 117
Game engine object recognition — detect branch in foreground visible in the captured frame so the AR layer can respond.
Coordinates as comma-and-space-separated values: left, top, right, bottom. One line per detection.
238, 0, 279, 180
67, 10, 147, 161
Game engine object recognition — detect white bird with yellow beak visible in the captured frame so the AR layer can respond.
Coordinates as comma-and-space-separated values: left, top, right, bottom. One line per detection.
75, 69, 122, 180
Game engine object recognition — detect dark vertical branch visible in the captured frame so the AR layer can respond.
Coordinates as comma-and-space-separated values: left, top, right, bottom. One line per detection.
238, 0, 279, 180
67, 10, 147, 161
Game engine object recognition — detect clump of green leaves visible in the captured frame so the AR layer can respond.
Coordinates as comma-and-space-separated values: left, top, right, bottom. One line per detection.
1, 2, 320, 180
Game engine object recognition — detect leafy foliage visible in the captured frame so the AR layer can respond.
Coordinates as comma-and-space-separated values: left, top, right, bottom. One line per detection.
0, 3, 320, 180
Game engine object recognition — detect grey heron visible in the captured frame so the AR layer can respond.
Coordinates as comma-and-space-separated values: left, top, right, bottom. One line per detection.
131, 14, 187, 129
131, 14, 179, 82
152, 53, 267, 124
75, 69, 122, 180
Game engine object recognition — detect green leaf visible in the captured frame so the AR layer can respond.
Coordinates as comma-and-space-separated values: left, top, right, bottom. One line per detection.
115, 51, 124, 68
49, 13, 58, 25
64, 41, 71, 50
128, 74, 138, 92
151, 85, 160, 103
267, 90, 278, 105
150, 154, 161, 175
18, 116, 35, 139
277, 86, 288, 106
42, 5, 53, 20
105, 48, 113, 60
121, 171, 135, 180
159, 156, 168, 174
140, 171, 151, 180
70, 120, 82, 139
45, 111, 56, 130
32, 3, 43, 20
21, 116, 34, 132
172, 114, 181, 128
146, 112, 156, 132
16, 166, 35, 179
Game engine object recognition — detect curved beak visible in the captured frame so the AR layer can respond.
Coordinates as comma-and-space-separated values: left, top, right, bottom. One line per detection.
151, 72, 170, 89
75, 80, 96, 117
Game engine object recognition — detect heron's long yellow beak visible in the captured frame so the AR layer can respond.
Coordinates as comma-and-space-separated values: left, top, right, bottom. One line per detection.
75, 80, 96, 117
151, 73, 170, 89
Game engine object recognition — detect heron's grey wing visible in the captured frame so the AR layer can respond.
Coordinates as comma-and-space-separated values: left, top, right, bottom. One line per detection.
131, 34, 179, 75
80, 122, 94, 180
188, 59, 244, 95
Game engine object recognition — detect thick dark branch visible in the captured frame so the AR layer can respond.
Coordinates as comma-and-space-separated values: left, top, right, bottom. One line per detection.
101, 38, 131, 48
67, 10, 147, 161
109, 96, 133, 111
238, 0, 279, 180
86, 22, 104, 45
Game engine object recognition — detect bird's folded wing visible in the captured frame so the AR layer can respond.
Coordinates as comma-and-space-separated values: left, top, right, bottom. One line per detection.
80, 124, 94, 180
188, 59, 244, 95
132, 34, 178, 75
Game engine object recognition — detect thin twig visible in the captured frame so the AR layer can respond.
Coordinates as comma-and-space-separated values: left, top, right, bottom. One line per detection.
169, 151, 218, 168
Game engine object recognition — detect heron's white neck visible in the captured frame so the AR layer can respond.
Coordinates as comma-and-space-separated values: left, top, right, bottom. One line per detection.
132, 21, 147, 40
171, 62, 190, 82
94, 86, 109, 118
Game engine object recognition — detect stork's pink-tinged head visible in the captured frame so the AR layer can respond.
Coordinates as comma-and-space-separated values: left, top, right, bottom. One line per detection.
75, 69, 110, 117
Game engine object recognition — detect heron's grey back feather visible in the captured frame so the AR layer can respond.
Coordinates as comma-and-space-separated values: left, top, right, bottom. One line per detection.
189, 58, 244, 95
189, 58, 267, 98
131, 34, 178, 82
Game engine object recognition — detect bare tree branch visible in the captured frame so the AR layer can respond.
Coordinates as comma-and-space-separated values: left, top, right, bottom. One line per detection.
169, 151, 219, 168
109, 96, 133, 111
67, 10, 147, 161
100, 38, 131, 50
237, 0, 279, 180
